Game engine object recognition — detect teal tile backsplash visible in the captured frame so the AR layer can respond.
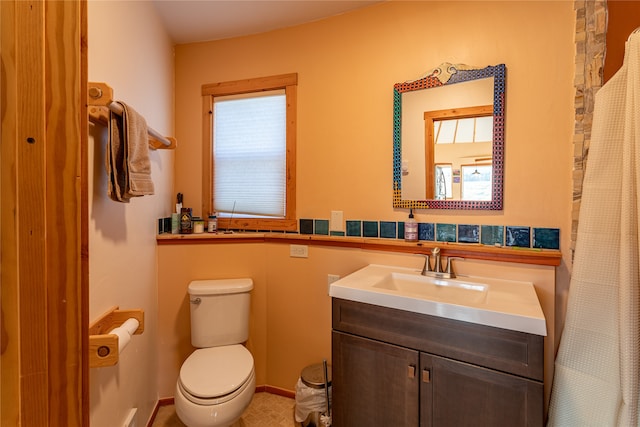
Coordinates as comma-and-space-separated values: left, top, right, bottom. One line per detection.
346, 220, 362, 237
297, 218, 559, 249
458, 224, 480, 244
436, 223, 457, 242
300, 219, 313, 235
533, 227, 560, 249
506, 226, 531, 248
314, 219, 329, 235
380, 221, 397, 239
363, 221, 379, 238
481, 225, 504, 246
418, 223, 434, 241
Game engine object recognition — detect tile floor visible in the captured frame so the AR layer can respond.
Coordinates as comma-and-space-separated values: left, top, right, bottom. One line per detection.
152, 392, 298, 427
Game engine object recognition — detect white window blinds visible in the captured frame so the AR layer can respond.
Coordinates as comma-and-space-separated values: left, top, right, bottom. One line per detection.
213, 90, 286, 218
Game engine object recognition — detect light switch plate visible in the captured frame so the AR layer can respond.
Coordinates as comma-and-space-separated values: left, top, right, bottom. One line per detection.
330, 210, 344, 232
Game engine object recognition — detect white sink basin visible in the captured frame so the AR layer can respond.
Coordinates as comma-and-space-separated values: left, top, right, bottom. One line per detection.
329, 264, 546, 336
373, 272, 489, 305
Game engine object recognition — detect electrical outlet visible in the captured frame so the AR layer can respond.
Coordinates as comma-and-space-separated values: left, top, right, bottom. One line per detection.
290, 244, 308, 258
330, 210, 344, 232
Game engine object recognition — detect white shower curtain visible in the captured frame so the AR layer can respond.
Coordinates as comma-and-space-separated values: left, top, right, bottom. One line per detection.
548, 30, 640, 426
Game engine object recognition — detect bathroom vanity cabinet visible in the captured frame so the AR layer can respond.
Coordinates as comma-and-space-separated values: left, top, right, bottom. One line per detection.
331, 298, 544, 427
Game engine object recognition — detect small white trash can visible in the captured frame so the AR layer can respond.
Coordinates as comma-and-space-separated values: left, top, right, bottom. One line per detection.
295, 363, 332, 427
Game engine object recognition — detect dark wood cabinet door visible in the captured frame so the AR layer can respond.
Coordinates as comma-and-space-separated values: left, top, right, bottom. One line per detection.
420, 353, 543, 427
332, 331, 420, 427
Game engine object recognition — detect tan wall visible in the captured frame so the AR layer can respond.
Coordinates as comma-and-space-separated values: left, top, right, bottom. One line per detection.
162, 0, 575, 402
174, 0, 575, 229
158, 243, 556, 403
157, 244, 269, 391
87, 2, 174, 426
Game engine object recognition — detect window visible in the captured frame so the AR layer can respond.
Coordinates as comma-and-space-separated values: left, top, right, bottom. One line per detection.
202, 74, 297, 231
424, 105, 493, 199
213, 91, 286, 217
434, 115, 493, 144
461, 164, 492, 201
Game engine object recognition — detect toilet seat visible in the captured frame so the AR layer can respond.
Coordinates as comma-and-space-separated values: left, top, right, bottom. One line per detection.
179, 345, 254, 405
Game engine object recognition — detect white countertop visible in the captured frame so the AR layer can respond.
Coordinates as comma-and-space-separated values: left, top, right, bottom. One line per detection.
329, 264, 547, 336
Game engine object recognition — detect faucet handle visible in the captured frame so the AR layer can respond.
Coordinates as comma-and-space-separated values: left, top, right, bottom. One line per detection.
417, 253, 433, 275
445, 256, 464, 276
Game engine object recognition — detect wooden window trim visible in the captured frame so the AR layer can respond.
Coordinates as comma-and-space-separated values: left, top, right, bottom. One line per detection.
202, 73, 297, 231
423, 105, 493, 199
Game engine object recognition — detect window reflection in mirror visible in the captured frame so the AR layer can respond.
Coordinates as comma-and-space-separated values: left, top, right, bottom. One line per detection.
393, 63, 506, 210
435, 116, 493, 144
428, 106, 493, 200
461, 164, 492, 201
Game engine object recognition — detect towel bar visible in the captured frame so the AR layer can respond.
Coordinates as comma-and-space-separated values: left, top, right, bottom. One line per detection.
88, 82, 177, 150
88, 306, 144, 368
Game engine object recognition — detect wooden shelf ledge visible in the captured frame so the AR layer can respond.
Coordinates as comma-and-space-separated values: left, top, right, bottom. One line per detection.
156, 232, 562, 267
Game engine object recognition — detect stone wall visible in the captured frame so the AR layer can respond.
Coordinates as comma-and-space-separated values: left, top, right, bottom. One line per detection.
572, 0, 607, 259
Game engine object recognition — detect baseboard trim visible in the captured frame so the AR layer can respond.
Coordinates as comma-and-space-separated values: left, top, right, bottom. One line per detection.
148, 386, 295, 426
158, 397, 175, 407
261, 385, 296, 399
147, 397, 175, 427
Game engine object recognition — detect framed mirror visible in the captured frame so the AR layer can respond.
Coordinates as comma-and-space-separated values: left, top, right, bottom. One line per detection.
393, 63, 506, 210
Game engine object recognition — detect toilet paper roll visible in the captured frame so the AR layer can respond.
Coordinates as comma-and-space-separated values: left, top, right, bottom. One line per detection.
113, 327, 131, 352
110, 318, 140, 353
120, 318, 140, 336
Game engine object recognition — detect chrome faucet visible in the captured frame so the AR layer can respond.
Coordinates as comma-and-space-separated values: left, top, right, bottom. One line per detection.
419, 248, 464, 279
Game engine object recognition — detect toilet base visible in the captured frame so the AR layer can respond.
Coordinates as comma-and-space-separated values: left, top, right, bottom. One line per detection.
175, 369, 256, 427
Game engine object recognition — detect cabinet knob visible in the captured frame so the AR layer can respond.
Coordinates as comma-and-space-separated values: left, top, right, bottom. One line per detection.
407, 365, 416, 378
422, 368, 431, 383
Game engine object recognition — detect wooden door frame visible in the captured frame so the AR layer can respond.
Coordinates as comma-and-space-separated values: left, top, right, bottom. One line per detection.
1, 1, 88, 425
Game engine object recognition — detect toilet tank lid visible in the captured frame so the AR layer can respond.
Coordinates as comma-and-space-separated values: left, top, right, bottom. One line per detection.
188, 278, 253, 295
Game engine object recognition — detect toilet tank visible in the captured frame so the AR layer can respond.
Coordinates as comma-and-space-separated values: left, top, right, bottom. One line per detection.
188, 278, 253, 348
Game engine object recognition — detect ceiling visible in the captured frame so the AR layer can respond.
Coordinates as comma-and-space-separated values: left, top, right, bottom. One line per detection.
152, 0, 383, 45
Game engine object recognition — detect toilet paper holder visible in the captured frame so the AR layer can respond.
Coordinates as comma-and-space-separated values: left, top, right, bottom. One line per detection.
89, 306, 144, 368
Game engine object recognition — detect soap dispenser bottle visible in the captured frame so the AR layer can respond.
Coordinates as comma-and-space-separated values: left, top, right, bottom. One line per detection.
405, 208, 418, 242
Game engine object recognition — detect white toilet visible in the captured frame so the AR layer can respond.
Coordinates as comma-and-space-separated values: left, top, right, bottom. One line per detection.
175, 279, 256, 427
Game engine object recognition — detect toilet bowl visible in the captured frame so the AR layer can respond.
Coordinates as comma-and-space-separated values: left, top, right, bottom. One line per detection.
175, 279, 255, 427
175, 344, 255, 427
